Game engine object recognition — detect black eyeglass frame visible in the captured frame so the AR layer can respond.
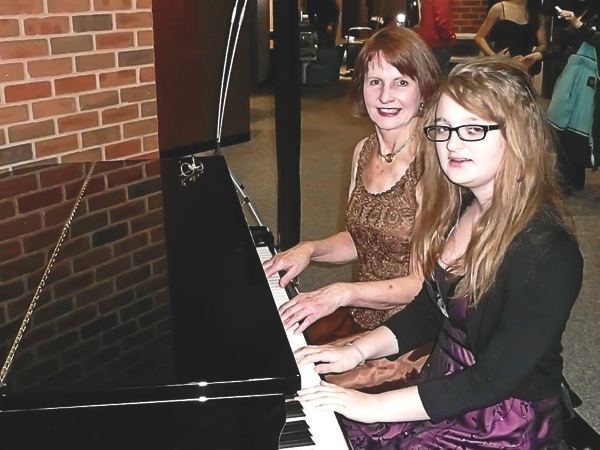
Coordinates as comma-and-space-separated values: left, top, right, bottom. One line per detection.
423, 124, 501, 142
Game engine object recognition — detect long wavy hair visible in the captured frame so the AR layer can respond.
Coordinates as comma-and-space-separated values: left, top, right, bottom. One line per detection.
348, 27, 442, 117
412, 57, 575, 305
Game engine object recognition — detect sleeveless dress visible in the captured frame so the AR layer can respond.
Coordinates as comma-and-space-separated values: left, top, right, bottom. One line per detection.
343, 268, 562, 449
490, 2, 541, 75
324, 134, 431, 393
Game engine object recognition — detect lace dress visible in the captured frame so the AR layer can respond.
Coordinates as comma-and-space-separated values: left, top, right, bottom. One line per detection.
325, 134, 431, 392
343, 269, 562, 449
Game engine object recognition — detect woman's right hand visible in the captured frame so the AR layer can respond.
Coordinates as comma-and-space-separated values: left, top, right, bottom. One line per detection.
263, 242, 314, 287
279, 282, 353, 333
295, 343, 363, 374
559, 10, 583, 28
558, 10, 575, 22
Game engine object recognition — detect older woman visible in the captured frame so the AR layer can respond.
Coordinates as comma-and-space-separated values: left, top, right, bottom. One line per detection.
263, 27, 442, 391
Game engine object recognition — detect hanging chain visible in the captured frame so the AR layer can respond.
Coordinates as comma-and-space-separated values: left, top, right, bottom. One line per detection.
0, 162, 97, 387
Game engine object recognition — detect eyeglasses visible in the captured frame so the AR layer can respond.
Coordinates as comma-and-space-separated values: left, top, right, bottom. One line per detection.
423, 124, 501, 142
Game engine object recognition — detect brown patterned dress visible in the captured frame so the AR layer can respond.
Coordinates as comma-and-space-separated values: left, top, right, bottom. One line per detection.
325, 134, 431, 393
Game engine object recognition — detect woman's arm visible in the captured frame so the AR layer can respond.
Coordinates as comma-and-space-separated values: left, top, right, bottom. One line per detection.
279, 272, 423, 333
558, 9, 584, 30
296, 325, 401, 372
296, 318, 432, 423
279, 137, 424, 332
518, 15, 547, 68
264, 138, 367, 285
297, 381, 429, 423
533, 15, 547, 53
263, 230, 357, 287
334, 273, 423, 309
293, 284, 440, 372
382, 280, 443, 354
474, 4, 503, 56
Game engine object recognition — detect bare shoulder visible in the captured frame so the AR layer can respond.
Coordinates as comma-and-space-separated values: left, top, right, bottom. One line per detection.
351, 136, 369, 168
487, 2, 504, 18
353, 136, 368, 156
348, 136, 370, 196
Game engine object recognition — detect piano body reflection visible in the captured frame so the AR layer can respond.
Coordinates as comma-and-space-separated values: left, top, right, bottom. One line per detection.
0, 156, 351, 449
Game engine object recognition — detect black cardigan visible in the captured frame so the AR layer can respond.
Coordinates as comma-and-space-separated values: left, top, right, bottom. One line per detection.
384, 213, 584, 422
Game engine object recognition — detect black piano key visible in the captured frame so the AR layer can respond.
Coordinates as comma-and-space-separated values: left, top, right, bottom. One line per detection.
285, 400, 305, 418
279, 426, 314, 449
281, 420, 309, 435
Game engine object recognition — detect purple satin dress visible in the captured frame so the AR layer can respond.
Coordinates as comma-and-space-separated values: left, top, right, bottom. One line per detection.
343, 273, 562, 449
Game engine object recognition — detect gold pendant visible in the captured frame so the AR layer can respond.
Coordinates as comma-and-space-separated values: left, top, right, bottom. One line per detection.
383, 153, 394, 163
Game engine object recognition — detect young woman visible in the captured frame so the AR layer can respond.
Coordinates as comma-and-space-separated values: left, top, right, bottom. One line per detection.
475, 0, 547, 75
263, 28, 442, 391
295, 58, 583, 448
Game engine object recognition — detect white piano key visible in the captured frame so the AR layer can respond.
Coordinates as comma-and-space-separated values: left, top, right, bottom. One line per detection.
256, 245, 351, 450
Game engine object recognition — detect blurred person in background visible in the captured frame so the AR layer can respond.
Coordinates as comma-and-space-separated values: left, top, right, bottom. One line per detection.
307, 0, 340, 48
416, 0, 457, 73
475, 0, 547, 75
546, 0, 600, 193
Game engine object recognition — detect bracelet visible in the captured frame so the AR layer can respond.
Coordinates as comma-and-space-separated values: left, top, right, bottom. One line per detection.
345, 342, 366, 366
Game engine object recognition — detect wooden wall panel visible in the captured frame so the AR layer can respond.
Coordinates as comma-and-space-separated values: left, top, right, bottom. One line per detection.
152, 0, 251, 155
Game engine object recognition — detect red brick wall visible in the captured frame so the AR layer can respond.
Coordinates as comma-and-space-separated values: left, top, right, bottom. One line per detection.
0, 0, 487, 170
454, 0, 488, 34
0, 0, 158, 170
0, 160, 170, 392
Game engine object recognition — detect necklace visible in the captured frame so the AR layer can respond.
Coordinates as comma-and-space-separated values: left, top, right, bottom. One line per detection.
379, 129, 419, 163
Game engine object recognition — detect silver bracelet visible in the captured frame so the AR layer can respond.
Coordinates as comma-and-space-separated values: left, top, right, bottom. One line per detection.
345, 342, 366, 366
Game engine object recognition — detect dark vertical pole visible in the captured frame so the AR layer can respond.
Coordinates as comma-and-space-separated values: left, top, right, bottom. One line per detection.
273, 0, 302, 250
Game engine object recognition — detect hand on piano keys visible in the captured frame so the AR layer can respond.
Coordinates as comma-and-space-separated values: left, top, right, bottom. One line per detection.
294, 343, 364, 376
278, 286, 347, 335
296, 380, 376, 424
262, 242, 313, 288
256, 246, 352, 450
262, 247, 350, 336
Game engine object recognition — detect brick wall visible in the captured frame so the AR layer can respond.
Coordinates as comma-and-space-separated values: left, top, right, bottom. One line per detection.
0, 159, 171, 392
0, 0, 488, 171
0, 0, 158, 171
454, 0, 488, 34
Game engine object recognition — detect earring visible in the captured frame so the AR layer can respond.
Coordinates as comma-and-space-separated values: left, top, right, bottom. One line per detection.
418, 102, 424, 115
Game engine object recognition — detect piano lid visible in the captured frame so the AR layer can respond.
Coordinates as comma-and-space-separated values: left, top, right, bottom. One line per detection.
0, 156, 299, 408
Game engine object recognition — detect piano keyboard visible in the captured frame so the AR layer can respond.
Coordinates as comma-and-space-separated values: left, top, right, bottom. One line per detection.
255, 246, 352, 450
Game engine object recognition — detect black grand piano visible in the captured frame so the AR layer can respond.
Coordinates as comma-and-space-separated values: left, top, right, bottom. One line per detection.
2, 156, 598, 450
0, 156, 351, 449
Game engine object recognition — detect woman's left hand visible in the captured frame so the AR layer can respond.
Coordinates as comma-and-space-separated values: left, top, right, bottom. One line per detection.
515, 52, 542, 69
558, 10, 575, 23
297, 381, 381, 423
558, 10, 583, 28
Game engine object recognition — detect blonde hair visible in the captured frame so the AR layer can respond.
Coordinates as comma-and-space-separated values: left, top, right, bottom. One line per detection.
413, 57, 575, 304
